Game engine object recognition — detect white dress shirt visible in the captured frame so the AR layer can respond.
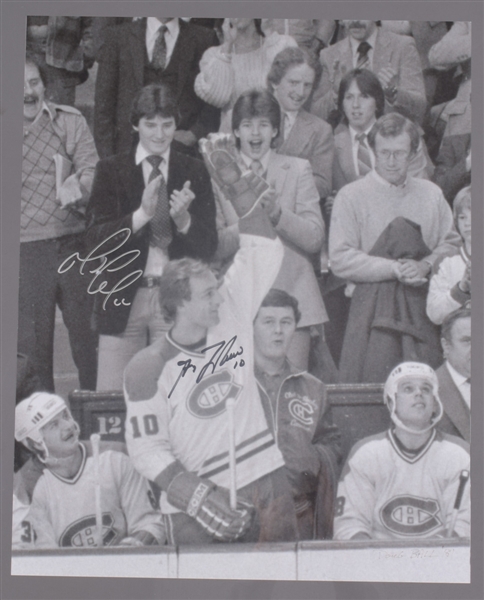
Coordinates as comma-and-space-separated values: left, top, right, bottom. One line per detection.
349, 122, 376, 175
146, 17, 180, 65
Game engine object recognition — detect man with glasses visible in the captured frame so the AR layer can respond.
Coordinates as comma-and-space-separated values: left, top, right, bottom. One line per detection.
329, 113, 460, 383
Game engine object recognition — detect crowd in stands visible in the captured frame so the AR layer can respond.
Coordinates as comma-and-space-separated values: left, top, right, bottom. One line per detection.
14, 18, 471, 550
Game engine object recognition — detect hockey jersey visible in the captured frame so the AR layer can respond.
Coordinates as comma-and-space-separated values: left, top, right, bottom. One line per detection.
125, 233, 286, 514
25, 441, 165, 549
334, 429, 470, 541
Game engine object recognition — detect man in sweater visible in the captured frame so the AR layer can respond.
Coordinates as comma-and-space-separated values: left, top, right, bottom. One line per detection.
329, 113, 461, 382
20, 54, 98, 391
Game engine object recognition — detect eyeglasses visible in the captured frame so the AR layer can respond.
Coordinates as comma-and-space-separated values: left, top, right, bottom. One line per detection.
375, 150, 410, 162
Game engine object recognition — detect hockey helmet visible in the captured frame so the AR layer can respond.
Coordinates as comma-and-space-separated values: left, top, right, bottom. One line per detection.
15, 392, 68, 446
383, 362, 443, 434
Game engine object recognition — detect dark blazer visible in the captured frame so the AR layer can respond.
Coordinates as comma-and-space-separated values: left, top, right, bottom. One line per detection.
94, 18, 220, 159
436, 363, 470, 443
85, 149, 217, 335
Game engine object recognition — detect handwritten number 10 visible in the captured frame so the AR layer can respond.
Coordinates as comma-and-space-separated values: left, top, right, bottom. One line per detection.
130, 415, 159, 438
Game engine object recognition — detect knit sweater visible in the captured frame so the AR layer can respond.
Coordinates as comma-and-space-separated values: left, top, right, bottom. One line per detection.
194, 32, 297, 132
329, 171, 461, 282
21, 103, 98, 243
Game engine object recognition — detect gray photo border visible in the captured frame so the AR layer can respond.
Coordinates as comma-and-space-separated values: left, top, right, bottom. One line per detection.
1, 1, 483, 599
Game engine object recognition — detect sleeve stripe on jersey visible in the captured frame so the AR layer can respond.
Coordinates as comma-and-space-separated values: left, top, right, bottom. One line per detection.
200, 439, 276, 480
200, 428, 274, 468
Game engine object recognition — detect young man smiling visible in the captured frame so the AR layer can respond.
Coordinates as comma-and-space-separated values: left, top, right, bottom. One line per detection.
334, 362, 470, 541
86, 84, 217, 390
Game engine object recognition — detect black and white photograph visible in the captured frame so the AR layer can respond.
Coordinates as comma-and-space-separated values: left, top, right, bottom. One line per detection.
2, 5, 480, 595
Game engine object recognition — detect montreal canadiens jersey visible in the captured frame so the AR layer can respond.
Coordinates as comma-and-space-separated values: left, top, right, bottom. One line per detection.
125, 234, 286, 514
334, 429, 470, 541
25, 442, 165, 549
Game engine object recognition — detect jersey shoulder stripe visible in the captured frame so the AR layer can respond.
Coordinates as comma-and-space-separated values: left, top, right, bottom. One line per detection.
124, 334, 181, 401
434, 430, 470, 454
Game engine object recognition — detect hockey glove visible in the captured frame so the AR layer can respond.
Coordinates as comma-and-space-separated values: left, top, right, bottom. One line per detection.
199, 133, 269, 218
167, 471, 254, 542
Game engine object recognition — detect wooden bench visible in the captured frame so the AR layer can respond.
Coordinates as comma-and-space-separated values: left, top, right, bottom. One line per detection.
69, 383, 390, 464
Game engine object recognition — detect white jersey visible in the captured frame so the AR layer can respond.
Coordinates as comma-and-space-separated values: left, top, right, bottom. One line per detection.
12, 494, 35, 550
125, 234, 286, 514
334, 429, 470, 541
25, 442, 165, 549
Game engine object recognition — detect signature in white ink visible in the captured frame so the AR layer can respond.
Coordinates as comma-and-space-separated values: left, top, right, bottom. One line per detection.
58, 228, 142, 310
168, 336, 245, 398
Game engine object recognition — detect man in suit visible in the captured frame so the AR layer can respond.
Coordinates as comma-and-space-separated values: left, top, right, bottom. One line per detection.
94, 17, 220, 159
437, 307, 471, 443
311, 20, 426, 125
86, 84, 217, 390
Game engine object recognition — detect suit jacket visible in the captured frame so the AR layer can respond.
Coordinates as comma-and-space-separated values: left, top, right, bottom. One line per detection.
94, 18, 220, 159
436, 363, 470, 443
85, 148, 217, 335
311, 28, 426, 125
215, 151, 327, 327
276, 109, 334, 199
333, 125, 433, 192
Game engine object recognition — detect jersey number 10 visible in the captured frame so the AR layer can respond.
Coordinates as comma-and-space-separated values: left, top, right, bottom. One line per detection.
130, 414, 159, 438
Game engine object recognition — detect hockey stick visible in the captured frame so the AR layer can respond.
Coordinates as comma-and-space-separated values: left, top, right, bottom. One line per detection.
90, 433, 104, 547
226, 398, 237, 510
446, 469, 470, 538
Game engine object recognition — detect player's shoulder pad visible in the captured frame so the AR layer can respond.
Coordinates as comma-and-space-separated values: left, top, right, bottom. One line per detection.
340, 430, 388, 476
435, 429, 470, 454
84, 440, 128, 458
124, 337, 181, 401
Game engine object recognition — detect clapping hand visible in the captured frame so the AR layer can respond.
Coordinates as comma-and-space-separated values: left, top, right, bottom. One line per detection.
170, 181, 194, 230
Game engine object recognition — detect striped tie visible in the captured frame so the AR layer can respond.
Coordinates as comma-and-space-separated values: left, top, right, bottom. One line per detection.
146, 155, 172, 249
356, 132, 372, 177
356, 41, 371, 69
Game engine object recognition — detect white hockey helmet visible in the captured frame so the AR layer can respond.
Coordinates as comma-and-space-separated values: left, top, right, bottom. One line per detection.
15, 392, 68, 447
383, 362, 443, 434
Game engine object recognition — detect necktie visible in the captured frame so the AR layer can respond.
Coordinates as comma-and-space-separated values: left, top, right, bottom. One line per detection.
146, 155, 172, 249
356, 132, 372, 177
356, 41, 371, 69
250, 160, 264, 177
152, 25, 168, 70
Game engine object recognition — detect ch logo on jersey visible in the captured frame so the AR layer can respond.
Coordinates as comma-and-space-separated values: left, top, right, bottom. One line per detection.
60, 513, 116, 547
288, 395, 316, 427
381, 496, 441, 536
187, 370, 241, 419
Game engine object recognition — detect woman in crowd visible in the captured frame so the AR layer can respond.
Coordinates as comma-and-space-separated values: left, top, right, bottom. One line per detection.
267, 46, 334, 200
332, 68, 434, 195
194, 18, 296, 132
427, 185, 471, 325
214, 90, 327, 370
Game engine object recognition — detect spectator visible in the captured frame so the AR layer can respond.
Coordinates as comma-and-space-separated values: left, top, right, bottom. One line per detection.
26, 16, 92, 106
430, 22, 471, 204
194, 18, 296, 132
94, 17, 220, 159
214, 90, 327, 371
427, 186, 471, 325
311, 20, 426, 126
261, 19, 337, 56
267, 46, 334, 200
329, 113, 461, 382
254, 289, 341, 539
332, 68, 433, 195
334, 362, 470, 541
124, 165, 298, 544
19, 54, 98, 392
14, 392, 165, 549
436, 308, 471, 443
86, 84, 217, 391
